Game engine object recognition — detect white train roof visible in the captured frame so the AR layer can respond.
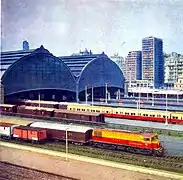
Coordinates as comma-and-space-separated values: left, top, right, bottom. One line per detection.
24, 100, 59, 104
129, 87, 183, 95
0, 104, 15, 107
30, 122, 93, 133
22, 106, 54, 111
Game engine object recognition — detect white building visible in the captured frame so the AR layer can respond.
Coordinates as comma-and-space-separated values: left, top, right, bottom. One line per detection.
110, 53, 126, 77
164, 52, 183, 85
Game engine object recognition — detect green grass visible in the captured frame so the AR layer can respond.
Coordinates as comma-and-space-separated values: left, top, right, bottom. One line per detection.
1, 139, 183, 174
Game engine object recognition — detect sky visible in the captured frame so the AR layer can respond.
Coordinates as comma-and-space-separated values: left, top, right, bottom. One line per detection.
1, 0, 183, 57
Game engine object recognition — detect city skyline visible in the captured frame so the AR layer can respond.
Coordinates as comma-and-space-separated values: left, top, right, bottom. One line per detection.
1, 0, 183, 57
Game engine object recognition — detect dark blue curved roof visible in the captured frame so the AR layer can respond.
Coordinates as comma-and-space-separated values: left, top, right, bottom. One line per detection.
59, 53, 107, 77
77, 56, 125, 92
1, 49, 34, 78
2, 47, 76, 96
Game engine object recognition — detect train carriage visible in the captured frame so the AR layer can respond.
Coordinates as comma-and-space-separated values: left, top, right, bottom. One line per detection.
7, 100, 183, 124
30, 122, 93, 144
66, 103, 183, 124
20, 100, 59, 109
17, 106, 55, 118
54, 109, 105, 123
0, 104, 17, 114
170, 112, 183, 124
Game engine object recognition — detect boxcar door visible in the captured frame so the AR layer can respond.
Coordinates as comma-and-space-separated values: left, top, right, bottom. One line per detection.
22, 130, 28, 140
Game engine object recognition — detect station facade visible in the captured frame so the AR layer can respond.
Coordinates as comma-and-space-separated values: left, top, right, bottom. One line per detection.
1, 45, 125, 103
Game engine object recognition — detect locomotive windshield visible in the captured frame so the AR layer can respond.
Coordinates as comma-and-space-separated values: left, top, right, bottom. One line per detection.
151, 135, 158, 141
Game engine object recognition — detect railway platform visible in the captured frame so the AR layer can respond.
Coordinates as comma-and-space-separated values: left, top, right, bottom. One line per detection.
106, 117, 183, 132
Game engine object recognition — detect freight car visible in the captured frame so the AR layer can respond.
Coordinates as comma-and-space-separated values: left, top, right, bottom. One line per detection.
13, 126, 47, 143
30, 122, 93, 144
0, 122, 47, 143
0, 122, 18, 139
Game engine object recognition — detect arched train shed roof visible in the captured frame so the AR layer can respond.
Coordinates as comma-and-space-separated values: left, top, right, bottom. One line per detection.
59, 53, 125, 92
2, 46, 76, 96
77, 56, 125, 92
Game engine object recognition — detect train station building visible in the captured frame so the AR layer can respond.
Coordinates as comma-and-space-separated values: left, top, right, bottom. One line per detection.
1, 42, 125, 103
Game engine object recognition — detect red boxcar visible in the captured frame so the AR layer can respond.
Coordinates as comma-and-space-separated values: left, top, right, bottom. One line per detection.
13, 126, 47, 142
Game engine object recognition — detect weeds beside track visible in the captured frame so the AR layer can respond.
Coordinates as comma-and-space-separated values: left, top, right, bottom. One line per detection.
1, 139, 183, 174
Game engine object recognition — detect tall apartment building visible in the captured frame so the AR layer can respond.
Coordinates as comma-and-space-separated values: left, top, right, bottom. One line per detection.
125, 51, 142, 81
164, 52, 183, 84
110, 53, 126, 77
142, 36, 164, 88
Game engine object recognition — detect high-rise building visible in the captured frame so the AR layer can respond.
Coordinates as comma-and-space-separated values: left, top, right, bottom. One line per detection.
164, 52, 183, 85
23, 40, 30, 50
142, 36, 164, 88
125, 51, 142, 81
110, 53, 126, 77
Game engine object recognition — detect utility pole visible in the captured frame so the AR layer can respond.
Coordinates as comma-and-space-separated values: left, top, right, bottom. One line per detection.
66, 123, 73, 161
85, 85, 88, 104
165, 93, 168, 125
105, 83, 108, 103
92, 85, 94, 106
38, 93, 41, 108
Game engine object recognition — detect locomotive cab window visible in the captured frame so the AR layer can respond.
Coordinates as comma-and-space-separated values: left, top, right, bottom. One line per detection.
151, 136, 158, 141
144, 138, 150, 141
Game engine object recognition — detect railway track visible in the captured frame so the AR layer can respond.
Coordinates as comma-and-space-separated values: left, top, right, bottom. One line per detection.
1, 139, 183, 174
1, 113, 183, 137
0, 162, 78, 180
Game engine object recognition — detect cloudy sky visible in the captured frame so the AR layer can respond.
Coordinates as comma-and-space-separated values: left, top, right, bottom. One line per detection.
1, 0, 183, 56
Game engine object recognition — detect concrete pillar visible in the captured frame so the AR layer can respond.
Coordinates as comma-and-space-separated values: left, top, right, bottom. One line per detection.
0, 80, 4, 104
76, 82, 79, 102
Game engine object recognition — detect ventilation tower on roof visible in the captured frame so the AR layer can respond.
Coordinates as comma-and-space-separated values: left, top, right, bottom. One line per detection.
22, 40, 29, 50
